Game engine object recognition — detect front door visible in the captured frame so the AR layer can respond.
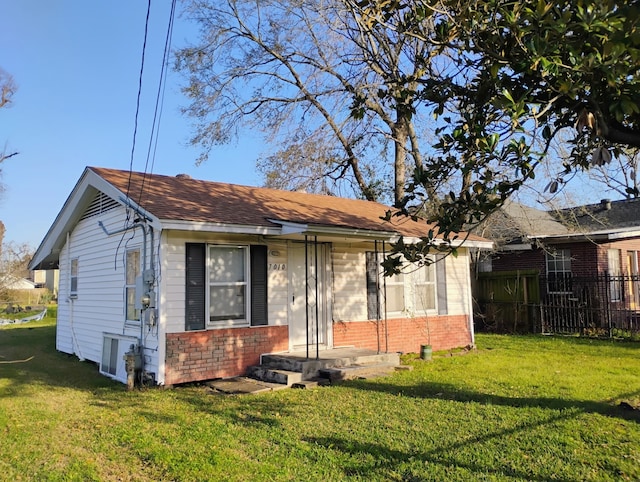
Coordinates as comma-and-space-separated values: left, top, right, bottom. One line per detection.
288, 242, 330, 350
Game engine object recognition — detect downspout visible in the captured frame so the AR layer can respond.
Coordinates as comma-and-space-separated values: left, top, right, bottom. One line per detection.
314, 236, 319, 361
305, 235, 309, 359
466, 252, 476, 347
383, 241, 389, 353
67, 231, 84, 361
375, 240, 380, 354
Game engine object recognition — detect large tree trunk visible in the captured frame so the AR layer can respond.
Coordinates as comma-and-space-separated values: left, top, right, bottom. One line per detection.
393, 119, 409, 205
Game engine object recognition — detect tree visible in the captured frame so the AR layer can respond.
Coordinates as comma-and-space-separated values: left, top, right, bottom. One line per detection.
584, 148, 640, 199
0, 68, 18, 199
355, 0, 640, 272
0, 241, 33, 295
176, 0, 441, 203
177, 0, 640, 273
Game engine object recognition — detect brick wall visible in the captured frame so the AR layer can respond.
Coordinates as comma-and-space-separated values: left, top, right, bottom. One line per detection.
491, 249, 546, 273
165, 326, 288, 385
332, 314, 472, 354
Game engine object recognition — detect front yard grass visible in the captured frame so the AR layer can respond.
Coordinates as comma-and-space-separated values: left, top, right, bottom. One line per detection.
1, 317, 639, 481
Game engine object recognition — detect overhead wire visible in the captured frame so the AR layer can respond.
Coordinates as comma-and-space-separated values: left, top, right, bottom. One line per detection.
137, 0, 178, 207
126, 0, 153, 205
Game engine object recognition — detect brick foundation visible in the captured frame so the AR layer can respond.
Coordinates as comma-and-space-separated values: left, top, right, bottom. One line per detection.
332, 315, 472, 354
165, 326, 288, 385
165, 315, 472, 384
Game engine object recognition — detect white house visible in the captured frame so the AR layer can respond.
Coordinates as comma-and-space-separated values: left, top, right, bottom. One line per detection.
29, 167, 491, 386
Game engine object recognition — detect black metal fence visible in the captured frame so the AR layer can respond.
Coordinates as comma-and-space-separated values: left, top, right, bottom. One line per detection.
539, 274, 640, 337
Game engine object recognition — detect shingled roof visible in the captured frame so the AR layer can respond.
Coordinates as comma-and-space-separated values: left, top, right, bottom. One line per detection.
30, 166, 492, 271
90, 167, 488, 241
555, 198, 640, 232
482, 197, 640, 247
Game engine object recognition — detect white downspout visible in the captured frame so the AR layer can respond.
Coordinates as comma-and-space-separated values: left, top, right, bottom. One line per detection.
67, 231, 84, 361
466, 251, 476, 347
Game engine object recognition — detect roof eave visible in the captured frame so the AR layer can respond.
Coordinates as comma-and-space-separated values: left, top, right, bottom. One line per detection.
396, 235, 493, 250
268, 219, 398, 240
29, 167, 161, 270
161, 220, 281, 236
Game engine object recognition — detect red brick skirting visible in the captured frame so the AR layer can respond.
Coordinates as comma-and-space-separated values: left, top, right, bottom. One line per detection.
332, 315, 472, 354
165, 326, 288, 385
165, 315, 471, 385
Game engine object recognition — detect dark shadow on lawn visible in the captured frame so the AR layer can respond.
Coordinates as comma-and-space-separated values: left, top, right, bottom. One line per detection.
0, 323, 122, 396
306, 409, 580, 482
341, 377, 640, 423
1, 323, 299, 428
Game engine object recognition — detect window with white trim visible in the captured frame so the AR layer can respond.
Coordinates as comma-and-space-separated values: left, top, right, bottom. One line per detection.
546, 249, 572, 293
125, 249, 141, 323
366, 253, 440, 318
608, 248, 622, 301
414, 262, 437, 311
385, 271, 405, 313
70, 258, 78, 298
208, 245, 249, 326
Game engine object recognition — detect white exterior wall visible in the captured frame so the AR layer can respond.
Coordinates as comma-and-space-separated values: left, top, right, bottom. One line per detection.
331, 245, 368, 321
160, 231, 290, 335
56, 204, 160, 380
444, 249, 471, 315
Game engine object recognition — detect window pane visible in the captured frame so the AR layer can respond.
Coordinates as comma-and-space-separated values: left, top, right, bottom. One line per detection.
70, 258, 78, 294
210, 286, 246, 321
209, 247, 245, 283
608, 249, 621, 275
386, 286, 404, 312
126, 287, 140, 321
416, 285, 436, 310
126, 250, 140, 284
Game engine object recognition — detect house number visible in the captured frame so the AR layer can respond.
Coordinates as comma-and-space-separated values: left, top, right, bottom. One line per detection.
269, 263, 286, 271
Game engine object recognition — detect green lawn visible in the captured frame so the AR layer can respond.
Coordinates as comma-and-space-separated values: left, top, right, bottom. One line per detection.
1, 317, 639, 481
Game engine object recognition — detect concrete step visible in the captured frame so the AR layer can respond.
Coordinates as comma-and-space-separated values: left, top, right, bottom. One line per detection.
260, 350, 400, 380
246, 366, 303, 386
318, 361, 399, 381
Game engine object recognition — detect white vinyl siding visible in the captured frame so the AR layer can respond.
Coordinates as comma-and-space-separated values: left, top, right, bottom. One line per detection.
56, 201, 160, 378
331, 247, 368, 322
442, 251, 471, 315
162, 232, 289, 334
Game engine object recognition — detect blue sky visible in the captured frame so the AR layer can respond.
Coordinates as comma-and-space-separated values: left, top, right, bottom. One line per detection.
0, 1, 263, 247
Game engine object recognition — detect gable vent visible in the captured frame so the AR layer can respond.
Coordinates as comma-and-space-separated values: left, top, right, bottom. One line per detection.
80, 191, 119, 221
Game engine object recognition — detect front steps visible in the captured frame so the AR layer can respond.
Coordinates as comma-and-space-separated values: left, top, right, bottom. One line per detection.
246, 348, 401, 387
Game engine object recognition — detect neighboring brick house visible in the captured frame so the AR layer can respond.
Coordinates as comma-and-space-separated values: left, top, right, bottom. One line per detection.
476, 198, 640, 335
29, 166, 491, 386
482, 198, 640, 284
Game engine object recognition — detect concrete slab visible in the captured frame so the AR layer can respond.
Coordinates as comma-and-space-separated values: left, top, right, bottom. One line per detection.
206, 377, 287, 395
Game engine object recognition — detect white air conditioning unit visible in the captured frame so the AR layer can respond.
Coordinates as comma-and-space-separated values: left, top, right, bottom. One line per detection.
100, 333, 139, 383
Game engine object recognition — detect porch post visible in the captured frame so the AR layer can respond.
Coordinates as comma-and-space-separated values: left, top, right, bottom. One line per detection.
374, 240, 381, 354
305, 235, 309, 359
383, 241, 389, 353
315, 236, 319, 360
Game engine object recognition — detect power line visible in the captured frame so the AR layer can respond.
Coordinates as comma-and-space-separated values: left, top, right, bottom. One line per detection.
137, 0, 177, 206
126, 0, 152, 203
